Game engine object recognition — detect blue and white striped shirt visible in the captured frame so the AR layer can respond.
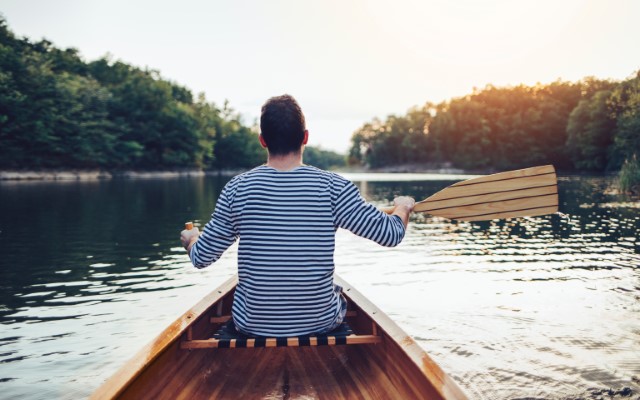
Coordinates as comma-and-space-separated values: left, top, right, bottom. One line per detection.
190, 165, 406, 336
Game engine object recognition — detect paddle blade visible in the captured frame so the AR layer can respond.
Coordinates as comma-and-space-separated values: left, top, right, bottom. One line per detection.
414, 165, 558, 221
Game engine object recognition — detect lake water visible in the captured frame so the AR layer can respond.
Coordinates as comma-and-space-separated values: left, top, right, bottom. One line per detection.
0, 172, 638, 399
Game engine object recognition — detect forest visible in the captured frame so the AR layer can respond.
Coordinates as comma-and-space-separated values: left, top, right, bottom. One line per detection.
0, 18, 344, 171
1, 16, 638, 190
348, 68, 639, 190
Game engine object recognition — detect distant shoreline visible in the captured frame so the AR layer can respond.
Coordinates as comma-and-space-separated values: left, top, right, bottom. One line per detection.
0, 169, 234, 181
0, 165, 470, 181
0, 165, 609, 181
0, 166, 415, 180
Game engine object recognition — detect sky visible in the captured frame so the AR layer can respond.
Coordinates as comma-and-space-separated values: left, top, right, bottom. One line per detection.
2, 0, 639, 153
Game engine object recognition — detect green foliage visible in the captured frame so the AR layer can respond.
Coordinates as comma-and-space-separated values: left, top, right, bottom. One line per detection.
0, 18, 277, 171
608, 72, 640, 170
2, 16, 635, 175
619, 155, 640, 194
212, 124, 266, 170
349, 105, 432, 168
52, 72, 119, 167
304, 146, 346, 170
566, 90, 616, 171
192, 100, 266, 170
0, 23, 69, 168
349, 76, 634, 172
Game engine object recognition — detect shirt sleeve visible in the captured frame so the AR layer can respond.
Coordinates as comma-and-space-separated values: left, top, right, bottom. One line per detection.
189, 187, 239, 268
334, 181, 406, 247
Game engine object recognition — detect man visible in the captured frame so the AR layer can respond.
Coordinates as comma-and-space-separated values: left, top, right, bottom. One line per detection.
180, 94, 414, 337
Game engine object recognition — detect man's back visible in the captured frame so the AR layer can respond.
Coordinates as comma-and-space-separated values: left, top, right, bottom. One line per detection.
190, 165, 406, 336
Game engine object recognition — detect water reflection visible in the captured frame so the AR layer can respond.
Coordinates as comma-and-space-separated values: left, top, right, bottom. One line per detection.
343, 174, 639, 399
0, 173, 638, 399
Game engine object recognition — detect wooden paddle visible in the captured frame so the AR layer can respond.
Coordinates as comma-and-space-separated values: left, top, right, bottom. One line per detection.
382, 165, 558, 221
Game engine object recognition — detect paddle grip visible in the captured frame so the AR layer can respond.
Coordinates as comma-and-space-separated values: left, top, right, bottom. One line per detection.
380, 206, 395, 215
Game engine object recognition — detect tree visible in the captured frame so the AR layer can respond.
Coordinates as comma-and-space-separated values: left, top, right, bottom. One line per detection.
303, 146, 345, 170
566, 90, 616, 171
609, 72, 640, 170
52, 72, 118, 167
348, 105, 432, 168
0, 24, 65, 167
207, 102, 266, 170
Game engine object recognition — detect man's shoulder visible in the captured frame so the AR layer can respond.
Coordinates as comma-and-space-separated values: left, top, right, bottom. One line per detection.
226, 166, 267, 185
225, 165, 351, 189
300, 165, 350, 185
220, 168, 259, 195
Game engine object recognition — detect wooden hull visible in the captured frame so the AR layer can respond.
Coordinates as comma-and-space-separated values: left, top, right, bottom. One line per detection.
92, 275, 468, 399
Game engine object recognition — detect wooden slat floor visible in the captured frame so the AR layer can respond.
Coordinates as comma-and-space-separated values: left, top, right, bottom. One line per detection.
94, 275, 466, 400
119, 344, 436, 399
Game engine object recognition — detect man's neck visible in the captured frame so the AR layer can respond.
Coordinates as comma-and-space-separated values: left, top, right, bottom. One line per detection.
266, 151, 303, 171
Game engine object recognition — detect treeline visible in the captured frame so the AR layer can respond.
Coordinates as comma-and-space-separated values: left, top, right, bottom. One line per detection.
349, 73, 639, 175
0, 18, 344, 170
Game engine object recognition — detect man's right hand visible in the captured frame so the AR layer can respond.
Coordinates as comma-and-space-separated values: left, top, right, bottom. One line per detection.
391, 196, 415, 229
393, 196, 415, 212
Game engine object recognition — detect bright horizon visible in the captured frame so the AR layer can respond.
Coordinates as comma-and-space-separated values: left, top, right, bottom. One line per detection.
2, 0, 639, 153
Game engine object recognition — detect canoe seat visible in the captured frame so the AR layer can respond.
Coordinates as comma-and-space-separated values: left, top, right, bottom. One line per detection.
180, 318, 381, 349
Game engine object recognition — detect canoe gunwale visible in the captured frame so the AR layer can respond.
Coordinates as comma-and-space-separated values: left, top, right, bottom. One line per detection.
90, 275, 238, 400
334, 275, 468, 400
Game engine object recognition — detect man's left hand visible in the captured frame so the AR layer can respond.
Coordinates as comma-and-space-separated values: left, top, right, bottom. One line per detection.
180, 226, 200, 251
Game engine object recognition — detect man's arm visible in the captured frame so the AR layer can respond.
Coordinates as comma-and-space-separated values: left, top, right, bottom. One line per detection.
180, 188, 238, 268
335, 182, 414, 247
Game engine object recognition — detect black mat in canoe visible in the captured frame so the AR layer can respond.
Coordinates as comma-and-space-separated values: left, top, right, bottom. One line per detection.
212, 319, 354, 348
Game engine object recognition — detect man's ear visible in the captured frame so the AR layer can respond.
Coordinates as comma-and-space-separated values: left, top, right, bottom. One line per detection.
302, 130, 309, 145
259, 134, 267, 149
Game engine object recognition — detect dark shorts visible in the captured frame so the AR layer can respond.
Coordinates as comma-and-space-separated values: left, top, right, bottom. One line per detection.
327, 283, 348, 332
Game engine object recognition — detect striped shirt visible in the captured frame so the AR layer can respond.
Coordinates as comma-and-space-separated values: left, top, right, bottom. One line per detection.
189, 165, 406, 336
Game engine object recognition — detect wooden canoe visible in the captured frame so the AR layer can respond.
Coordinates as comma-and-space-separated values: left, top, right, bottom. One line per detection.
91, 274, 468, 399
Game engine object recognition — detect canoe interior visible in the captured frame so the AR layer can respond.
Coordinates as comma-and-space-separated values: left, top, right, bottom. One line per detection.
93, 275, 467, 400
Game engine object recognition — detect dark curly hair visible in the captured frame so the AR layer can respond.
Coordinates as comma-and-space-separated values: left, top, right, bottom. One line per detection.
260, 94, 306, 156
